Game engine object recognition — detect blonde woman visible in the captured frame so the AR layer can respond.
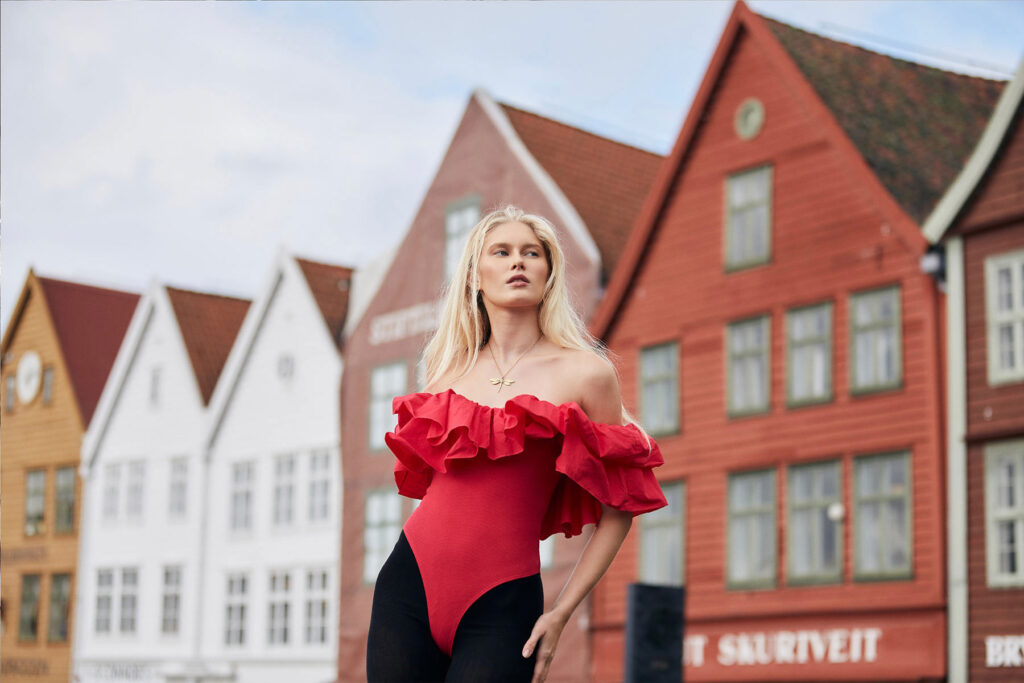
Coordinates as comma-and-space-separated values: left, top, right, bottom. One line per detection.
367, 206, 667, 683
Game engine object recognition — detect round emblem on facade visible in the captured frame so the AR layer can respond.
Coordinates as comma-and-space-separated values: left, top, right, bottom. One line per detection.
16, 350, 42, 404
734, 98, 765, 140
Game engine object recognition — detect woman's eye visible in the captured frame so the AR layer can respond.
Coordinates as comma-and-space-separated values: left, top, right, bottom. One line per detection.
494, 249, 508, 256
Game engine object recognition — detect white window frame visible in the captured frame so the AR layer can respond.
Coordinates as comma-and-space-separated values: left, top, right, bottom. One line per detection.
308, 450, 330, 522
445, 195, 481, 282
119, 568, 138, 634
125, 461, 145, 521
369, 362, 407, 452
853, 452, 912, 580
639, 342, 680, 436
102, 463, 120, 522
985, 249, 1024, 385
787, 460, 842, 584
273, 455, 296, 527
25, 469, 45, 536
986, 439, 1024, 587
786, 302, 833, 406
95, 569, 113, 634
304, 569, 330, 644
727, 315, 771, 416
364, 489, 402, 583
267, 571, 291, 645
225, 573, 248, 646
168, 457, 188, 520
724, 165, 772, 270
728, 469, 776, 588
230, 461, 255, 533
640, 481, 685, 586
161, 566, 182, 636
849, 286, 902, 394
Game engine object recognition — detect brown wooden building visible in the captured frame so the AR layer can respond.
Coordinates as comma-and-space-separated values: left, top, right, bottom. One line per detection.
1, 270, 139, 682
924, 57, 1024, 683
336, 89, 662, 682
589, 3, 1004, 681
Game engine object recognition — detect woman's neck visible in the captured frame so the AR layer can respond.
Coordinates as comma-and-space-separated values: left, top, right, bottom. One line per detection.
485, 306, 543, 364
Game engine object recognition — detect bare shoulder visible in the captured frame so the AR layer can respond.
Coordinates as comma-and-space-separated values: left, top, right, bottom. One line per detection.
558, 348, 622, 424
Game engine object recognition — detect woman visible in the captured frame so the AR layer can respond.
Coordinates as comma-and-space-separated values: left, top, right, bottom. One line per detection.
367, 205, 667, 683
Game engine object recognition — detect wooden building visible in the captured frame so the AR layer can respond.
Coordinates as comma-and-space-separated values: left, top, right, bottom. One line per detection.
336, 89, 662, 682
1, 270, 139, 682
589, 3, 1004, 681
924, 58, 1024, 682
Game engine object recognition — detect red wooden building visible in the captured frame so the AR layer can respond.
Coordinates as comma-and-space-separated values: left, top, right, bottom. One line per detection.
589, 3, 1004, 681
924, 58, 1024, 682
335, 90, 662, 682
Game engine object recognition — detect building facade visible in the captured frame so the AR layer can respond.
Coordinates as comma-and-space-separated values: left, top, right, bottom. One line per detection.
589, 3, 1004, 681
336, 89, 662, 682
1, 271, 138, 683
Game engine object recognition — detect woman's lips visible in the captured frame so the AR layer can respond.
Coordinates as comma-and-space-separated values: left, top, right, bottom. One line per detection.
507, 275, 530, 286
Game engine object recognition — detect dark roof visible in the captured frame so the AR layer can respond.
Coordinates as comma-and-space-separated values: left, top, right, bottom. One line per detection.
500, 103, 664, 282
165, 287, 250, 405
37, 277, 140, 427
764, 16, 1006, 223
295, 257, 354, 350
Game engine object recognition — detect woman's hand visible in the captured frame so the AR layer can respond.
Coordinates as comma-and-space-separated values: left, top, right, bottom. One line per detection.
523, 608, 569, 683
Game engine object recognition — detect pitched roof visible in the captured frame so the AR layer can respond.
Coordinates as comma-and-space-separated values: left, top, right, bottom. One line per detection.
500, 102, 664, 282
295, 257, 354, 350
37, 277, 140, 427
764, 16, 1006, 223
165, 287, 250, 405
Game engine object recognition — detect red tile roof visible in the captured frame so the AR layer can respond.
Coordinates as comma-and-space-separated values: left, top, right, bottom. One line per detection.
500, 103, 664, 282
165, 287, 250, 405
37, 277, 140, 427
764, 16, 1006, 223
295, 257, 354, 350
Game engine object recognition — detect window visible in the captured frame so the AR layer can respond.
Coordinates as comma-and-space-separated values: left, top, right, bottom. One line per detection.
309, 450, 330, 522
986, 250, 1024, 384
268, 571, 291, 645
370, 362, 407, 451
539, 537, 555, 570
120, 568, 138, 634
639, 343, 679, 435
48, 574, 71, 642
445, 196, 481, 281
5, 374, 15, 412
273, 455, 296, 527
225, 574, 248, 646
55, 466, 75, 533
231, 462, 254, 532
95, 570, 113, 633
305, 570, 329, 644
725, 166, 772, 269
25, 470, 45, 536
850, 286, 902, 393
728, 470, 776, 588
278, 353, 295, 381
727, 316, 770, 416
787, 303, 832, 406
169, 458, 187, 519
640, 481, 685, 586
126, 461, 145, 520
986, 440, 1024, 587
788, 461, 841, 584
18, 574, 41, 641
150, 366, 161, 407
162, 566, 182, 635
854, 452, 911, 579
103, 463, 120, 521
364, 490, 402, 582
42, 366, 54, 405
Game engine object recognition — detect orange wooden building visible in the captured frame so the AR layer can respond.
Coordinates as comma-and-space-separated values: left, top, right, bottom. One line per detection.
589, 3, 1004, 681
1, 270, 139, 682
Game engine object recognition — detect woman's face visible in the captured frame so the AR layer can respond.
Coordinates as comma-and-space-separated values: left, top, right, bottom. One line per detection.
476, 221, 550, 311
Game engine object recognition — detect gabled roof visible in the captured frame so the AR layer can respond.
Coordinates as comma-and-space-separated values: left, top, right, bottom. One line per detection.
295, 257, 354, 350
764, 17, 1005, 224
500, 103, 664, 281
34, 276, 139, 427
165, 287, 250, 405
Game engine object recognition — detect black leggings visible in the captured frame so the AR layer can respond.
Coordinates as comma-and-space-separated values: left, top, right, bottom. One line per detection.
367, 531, 543, 683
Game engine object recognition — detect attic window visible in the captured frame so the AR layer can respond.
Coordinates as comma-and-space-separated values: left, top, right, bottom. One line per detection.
725, 166, 772, 270
445, 195, 481, 282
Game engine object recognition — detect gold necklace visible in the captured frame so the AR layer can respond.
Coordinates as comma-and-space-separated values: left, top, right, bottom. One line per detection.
487, 334, 543, 392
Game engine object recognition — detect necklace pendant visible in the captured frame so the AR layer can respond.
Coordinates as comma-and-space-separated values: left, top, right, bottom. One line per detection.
489, 377, 514, 392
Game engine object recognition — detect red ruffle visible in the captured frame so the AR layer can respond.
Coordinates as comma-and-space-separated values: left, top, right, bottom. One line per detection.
384, 389, 668, 539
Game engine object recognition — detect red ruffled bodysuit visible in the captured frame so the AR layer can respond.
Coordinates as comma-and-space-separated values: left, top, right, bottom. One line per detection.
384, 389, 668, 656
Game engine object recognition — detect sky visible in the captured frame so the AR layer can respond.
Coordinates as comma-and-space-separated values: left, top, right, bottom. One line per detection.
3, 1, 1023, 340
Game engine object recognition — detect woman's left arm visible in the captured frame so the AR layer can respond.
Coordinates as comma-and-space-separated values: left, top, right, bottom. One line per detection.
522, 354, 635, 683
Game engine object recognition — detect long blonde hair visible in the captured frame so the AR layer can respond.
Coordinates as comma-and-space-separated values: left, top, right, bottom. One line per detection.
422, 205, 604, 388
